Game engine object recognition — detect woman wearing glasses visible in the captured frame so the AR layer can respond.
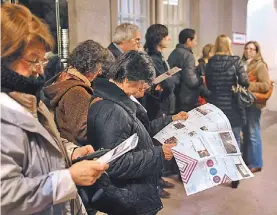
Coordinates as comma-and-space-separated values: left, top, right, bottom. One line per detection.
242, 41, 271, 173
1, 4, 108, 215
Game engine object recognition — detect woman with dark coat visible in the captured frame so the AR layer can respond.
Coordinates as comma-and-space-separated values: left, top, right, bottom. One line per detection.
205, 35, 249, 188
196, 44, 213, 104
143, 24, 177, 119
87, 51, 176, 215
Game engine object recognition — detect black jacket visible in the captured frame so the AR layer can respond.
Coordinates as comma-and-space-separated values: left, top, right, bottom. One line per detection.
135, 100, 172, 137
205, 55, 249, 126
196, 58, 211, 98
87, 78, 163, 215
107, 42, 123, 59
196, 58, 207, 76
144, 52, 177, 119
168, 44, 202, 112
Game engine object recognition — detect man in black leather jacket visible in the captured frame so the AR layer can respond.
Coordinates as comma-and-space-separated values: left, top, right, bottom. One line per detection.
168, 28, 202, 112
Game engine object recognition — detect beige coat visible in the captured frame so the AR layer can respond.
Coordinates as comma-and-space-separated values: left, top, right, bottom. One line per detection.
0, 92, 87, 215
247, 60, 270, 108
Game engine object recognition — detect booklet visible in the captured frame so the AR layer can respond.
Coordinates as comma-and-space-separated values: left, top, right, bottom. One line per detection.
152, 67, 181, 85
97, 133, 139, 163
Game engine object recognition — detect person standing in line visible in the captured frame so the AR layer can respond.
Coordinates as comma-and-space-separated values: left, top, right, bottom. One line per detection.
43, 40, 108, 145
108, 23, 141, 59
87, 51, 176, 215
205, 35, 249, 188
196, 44, 213, 105
143, 24, 179, 198
168, 28, 201, 112
143, 24, 177, 119
242, 41, 271, 173
1, 4, 108, 215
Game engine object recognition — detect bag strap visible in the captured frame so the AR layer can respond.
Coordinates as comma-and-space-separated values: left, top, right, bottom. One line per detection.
89, 94, 103, 107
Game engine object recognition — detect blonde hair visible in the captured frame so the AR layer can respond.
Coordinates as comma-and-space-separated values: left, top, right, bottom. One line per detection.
214, 35, 233, 55
112, 23, 139, 44
202, 44, 214, 60
1, 3, 55, 64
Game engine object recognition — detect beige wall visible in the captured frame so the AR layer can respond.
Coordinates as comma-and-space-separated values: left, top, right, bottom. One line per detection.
68, 0, 112, 51
247, 0, 277, 78
189, 0, 248, 59
67, 0, 249, 58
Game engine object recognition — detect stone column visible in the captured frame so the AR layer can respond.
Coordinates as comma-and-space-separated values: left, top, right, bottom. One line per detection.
68, 0, 111, 51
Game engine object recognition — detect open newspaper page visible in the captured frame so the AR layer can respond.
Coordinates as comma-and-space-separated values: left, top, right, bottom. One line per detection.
154, 103, 253, 196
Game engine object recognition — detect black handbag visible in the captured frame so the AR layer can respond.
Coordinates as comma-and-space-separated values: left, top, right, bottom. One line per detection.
232, 66, 255, 108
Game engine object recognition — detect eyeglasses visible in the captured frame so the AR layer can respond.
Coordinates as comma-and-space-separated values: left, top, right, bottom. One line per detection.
21, 58, 49, 71
244, 48, 256, 52
21, 58, 48, 67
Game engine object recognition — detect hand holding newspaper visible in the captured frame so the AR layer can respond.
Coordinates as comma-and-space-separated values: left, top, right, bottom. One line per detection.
154, 104, 254, 196
97, 133, 139, 163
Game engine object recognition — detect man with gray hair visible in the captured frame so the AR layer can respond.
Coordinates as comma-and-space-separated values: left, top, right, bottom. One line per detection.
108, 23, 141, 59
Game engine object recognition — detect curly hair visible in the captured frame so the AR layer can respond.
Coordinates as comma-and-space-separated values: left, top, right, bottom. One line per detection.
144, 24, 168, 55
68, 40, 108, 74
101, 49, 116, 78
110, 51, 155, 85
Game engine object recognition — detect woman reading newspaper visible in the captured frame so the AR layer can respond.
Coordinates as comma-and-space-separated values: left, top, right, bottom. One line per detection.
87, 51, 178, 215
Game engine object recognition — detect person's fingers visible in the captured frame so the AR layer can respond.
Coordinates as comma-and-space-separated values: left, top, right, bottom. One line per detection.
164, 143, 176, 148
85, 145, 95, 153
87, 161, 109, 171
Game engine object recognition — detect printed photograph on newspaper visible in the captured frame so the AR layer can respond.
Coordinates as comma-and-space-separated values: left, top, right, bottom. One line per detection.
153, 103, 254, 196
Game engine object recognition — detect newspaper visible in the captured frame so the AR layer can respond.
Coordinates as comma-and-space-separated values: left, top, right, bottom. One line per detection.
152, 67, 181, 85
98, 133, 138, 163
154, 103, 254, 195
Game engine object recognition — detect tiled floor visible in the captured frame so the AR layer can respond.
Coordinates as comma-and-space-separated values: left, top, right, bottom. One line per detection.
159, 109, 277, 215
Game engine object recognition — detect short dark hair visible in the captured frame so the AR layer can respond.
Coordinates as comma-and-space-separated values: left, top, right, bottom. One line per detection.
110, 51, 155, 85
144, 24, 168, 55
179, 28, 196, 44
68, 40, 108, 74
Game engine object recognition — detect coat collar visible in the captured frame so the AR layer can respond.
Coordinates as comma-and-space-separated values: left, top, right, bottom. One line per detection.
93, 77, 137, 114
0, 92, 62, 152
108, 43, 123, 59
176, 43, 193, 53
66, 67, 92, 86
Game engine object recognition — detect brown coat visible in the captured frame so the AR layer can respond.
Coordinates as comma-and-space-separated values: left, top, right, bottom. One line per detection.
44, 68, 93, 144
248, 60, 270, 93
247, 60, 270, 108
